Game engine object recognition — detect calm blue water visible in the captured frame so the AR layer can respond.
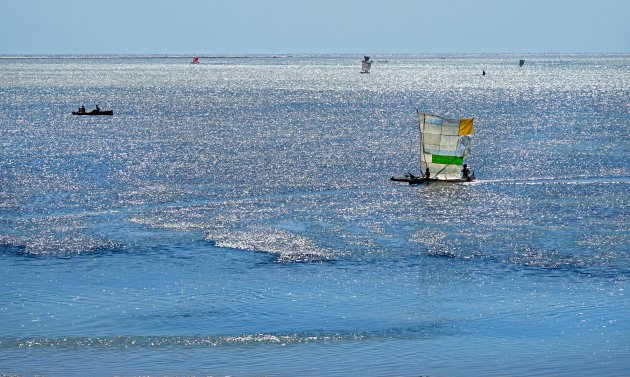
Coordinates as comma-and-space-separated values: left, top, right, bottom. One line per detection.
1, 54, 629, 376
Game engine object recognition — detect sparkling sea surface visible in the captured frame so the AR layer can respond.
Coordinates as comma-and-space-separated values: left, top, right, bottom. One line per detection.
1, 54, 629, 376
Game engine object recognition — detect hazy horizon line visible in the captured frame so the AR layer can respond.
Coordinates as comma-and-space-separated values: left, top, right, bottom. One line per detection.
1, 51, 628, 58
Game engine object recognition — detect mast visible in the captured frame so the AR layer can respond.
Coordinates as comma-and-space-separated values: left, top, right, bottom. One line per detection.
417, 111, 426, 175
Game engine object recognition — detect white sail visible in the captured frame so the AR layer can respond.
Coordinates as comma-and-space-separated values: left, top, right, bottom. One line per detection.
360, 56, 372, 73
418, 112, 473, 180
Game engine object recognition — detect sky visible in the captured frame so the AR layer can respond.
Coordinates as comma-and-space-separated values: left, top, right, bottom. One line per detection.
1, 0, 628, 54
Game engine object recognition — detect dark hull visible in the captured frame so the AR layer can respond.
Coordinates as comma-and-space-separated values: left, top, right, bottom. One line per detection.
72, 110, 113, 116
390, 175, 474, 185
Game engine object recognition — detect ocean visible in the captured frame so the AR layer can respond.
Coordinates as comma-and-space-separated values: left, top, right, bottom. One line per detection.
0, 54, 628, 376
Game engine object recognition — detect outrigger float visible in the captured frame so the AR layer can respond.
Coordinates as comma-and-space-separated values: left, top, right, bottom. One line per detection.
391, 111, 475, 184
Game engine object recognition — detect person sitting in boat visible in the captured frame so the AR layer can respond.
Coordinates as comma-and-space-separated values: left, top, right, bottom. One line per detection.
78, 105, 86, 113
461, 164, 470, 177
461, 164, 471, 180
424, 168, 430, 180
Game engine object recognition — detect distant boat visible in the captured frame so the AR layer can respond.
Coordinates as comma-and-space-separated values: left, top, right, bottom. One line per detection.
519, 59, 525, 67
391, 111, 475, 184
72, 106, 113, 116
191, 57, 199, 64
360, 56, 372, 74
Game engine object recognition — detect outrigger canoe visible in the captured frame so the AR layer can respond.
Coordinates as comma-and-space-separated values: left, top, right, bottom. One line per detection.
390, 174, 474, 185
391, 111, 476, 184
72, 110, 113, 116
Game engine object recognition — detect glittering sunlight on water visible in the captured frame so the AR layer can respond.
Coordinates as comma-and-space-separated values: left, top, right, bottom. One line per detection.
0, 54, 629, 376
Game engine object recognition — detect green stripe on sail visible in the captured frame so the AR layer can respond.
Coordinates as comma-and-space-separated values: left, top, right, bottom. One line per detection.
431, 154, 463, 165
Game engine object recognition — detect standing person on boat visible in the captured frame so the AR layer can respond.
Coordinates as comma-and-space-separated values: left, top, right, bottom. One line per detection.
95, 104, 100, 112
424, 168, 430, 180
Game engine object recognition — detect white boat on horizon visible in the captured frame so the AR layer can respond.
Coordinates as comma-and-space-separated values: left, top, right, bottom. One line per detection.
360, 56, 372, 74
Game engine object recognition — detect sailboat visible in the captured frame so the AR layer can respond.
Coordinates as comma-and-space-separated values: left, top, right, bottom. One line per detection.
391, 112, 475, 184
191, 57, 199, 64
360, 56, 372, 74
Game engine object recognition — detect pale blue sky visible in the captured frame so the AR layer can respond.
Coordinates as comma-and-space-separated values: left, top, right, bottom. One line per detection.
1, 0, 628, 54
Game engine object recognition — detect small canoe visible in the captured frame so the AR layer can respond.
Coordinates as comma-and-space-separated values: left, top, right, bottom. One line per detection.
72, 110, 113, 116
390, 175, 474, 185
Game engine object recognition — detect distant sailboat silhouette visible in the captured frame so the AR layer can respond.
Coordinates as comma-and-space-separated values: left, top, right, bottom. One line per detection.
360, 56, 372, 74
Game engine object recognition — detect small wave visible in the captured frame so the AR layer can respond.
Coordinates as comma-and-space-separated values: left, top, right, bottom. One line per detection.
0, 324, 450, 349
205, 226, 338, 262
1, 333, 351, 349
410, 227, 629, 276
425, 243, 629, 277
0, 234, 122, 257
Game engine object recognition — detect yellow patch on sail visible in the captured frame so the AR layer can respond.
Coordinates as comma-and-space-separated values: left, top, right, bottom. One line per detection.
458, 118, 473, 135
